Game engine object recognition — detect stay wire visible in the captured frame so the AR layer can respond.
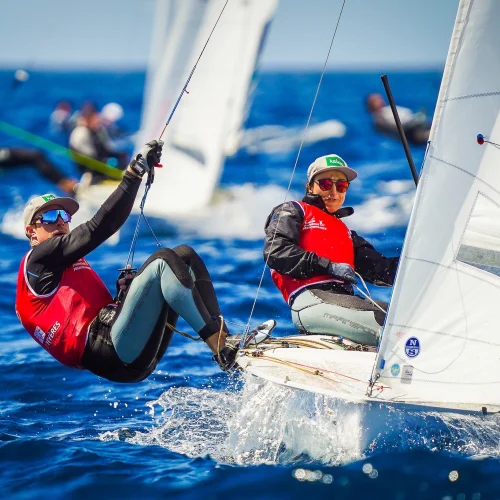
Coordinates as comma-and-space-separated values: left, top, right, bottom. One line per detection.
125, 0, 230, 268
159, 0, 230, 140
240, 0, 348, 348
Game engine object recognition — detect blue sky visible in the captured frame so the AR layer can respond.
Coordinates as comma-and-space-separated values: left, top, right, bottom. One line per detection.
0, 0, 459, 69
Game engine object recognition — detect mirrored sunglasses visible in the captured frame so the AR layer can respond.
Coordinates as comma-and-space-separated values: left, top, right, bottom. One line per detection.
315, 178, 349, 193
34, 209, 72, 225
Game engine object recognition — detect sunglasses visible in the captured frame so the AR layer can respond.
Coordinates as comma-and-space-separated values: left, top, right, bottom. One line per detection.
315, 178, 349, 193
34, 209, 72, 225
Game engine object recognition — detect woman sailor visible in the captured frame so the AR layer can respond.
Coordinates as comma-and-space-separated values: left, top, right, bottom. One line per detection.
16, 140, 237, 382
264, 154, 399, 346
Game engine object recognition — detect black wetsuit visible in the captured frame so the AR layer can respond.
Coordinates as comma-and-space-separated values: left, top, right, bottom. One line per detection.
26, 172, 226, 382
26, 172, 140, 294
0, 147, 68, 185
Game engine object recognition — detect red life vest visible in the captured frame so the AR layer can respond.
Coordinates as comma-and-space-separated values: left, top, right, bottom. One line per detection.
15, 251, 113, 368
271, 202, 355, 304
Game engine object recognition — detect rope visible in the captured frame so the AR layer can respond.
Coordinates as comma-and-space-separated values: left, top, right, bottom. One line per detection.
159, 0, 230, 140
353, 272, 387, 314
243, 352, 388, 392
241, 0, 348, 349
164, 314, 225, 347
124, 0, 230, 267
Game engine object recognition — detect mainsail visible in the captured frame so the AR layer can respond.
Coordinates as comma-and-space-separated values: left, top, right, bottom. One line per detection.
372, 0, 500, 407
140, 0, 279, 215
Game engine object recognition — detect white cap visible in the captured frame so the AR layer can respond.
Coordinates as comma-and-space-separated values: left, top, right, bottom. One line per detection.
307, 154, 358, 183
101, 102, 124, 123
24, 194, 79, 230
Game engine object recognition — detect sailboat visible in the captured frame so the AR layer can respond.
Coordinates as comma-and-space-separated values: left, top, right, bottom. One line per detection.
77, 0, 279, 217
237, 0, 500, 416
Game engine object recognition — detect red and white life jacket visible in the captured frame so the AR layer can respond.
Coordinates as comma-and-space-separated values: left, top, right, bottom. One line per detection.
271, 202, 354, 304
15, 251, 113, 368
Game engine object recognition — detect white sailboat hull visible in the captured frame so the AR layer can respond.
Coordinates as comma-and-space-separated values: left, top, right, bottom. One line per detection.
237, 335, 500, 415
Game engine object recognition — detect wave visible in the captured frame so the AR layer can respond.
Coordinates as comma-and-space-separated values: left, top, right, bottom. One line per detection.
99, 375, 500, 466
1, 179, 414, 243
238, 120, 346, 155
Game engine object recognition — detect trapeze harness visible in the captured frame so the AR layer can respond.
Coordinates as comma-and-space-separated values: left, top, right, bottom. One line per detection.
15, 251, 113, 368
271, 201, 354, 304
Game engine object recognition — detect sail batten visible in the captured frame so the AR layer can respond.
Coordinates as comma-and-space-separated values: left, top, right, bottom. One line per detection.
372, 0, 500, 408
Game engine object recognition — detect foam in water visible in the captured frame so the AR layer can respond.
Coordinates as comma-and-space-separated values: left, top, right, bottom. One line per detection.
98, 373, 500, 466
172, 184, 300, 239
1, 195, 26, 240
239, 120, 346, 155
2, 178, 414, 242
349, 180, 415, 233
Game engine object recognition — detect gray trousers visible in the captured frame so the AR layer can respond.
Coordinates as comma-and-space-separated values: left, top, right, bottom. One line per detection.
290, 289, 387, 346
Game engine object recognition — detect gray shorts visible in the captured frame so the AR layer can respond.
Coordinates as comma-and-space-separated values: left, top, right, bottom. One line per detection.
290, 289, 387, 346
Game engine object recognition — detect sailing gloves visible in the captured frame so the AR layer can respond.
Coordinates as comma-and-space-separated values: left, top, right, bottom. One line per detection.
128, 139, 164, 179
213, 345, 238, 372
115, 266, 138, 303
328, 262, 357, 284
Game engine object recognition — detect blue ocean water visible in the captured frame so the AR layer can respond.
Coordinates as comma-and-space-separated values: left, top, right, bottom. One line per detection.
1, 69, 500, 499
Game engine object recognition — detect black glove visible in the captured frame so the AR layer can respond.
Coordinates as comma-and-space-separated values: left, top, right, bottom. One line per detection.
328, 262, 357, 284
115, 266, 137, 303
212, 346, 239, 372
128, 139, 163, 179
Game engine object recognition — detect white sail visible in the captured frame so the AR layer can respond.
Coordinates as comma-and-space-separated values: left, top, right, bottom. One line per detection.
138, 0, 208, 148
145, 0, 279, 215
372, 0, 500, 408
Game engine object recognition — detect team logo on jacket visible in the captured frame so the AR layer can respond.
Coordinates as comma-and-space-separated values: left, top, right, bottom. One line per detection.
33, 326, 46, 344
303, 217, 327, 231
72, 260, 91, 272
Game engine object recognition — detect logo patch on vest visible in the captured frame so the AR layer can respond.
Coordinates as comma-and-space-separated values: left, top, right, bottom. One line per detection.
303, 217, 327, 231
72, 260, 91, 272
33, 326, 46, 344
45, 321, 61, 348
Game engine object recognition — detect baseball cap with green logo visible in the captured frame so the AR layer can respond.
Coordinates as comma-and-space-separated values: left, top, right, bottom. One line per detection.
307, 154, 358, 183
23, 193, 79, 233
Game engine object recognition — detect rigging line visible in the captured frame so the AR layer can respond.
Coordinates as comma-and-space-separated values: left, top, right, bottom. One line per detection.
353, 272, 387, 314
158, 0, 230, 140
241, 0, 348, 348
126, 0, 230, 266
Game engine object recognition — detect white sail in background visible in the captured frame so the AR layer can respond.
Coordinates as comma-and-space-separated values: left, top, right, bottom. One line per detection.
372, 0, 500, 408
144, 0, 278, 215
138, 0, 208, 149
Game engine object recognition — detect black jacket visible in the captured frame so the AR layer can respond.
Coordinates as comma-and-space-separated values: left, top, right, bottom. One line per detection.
264, 193, 399, 295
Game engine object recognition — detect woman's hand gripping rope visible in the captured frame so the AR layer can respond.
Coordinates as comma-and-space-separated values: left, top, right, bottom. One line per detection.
115, 264, 137, 304
128, 140, 164, 182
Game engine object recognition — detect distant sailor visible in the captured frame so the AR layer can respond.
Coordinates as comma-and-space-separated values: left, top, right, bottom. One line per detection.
15, 140, 237, 382
0, 146, 78, 195
366, 93, 431, 146
69, 107, 128, 182
264, 154, 399, 346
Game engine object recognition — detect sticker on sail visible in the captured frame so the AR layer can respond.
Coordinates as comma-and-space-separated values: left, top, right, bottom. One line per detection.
405, 337, 420, 358
401, 365, 413, 384
391, 363, 400, 377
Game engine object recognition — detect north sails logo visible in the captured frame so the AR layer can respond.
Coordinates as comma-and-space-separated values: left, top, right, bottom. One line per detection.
303, 217, 327, 231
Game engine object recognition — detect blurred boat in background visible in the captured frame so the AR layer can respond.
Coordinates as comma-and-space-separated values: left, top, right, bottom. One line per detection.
77, 0, 279, 217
